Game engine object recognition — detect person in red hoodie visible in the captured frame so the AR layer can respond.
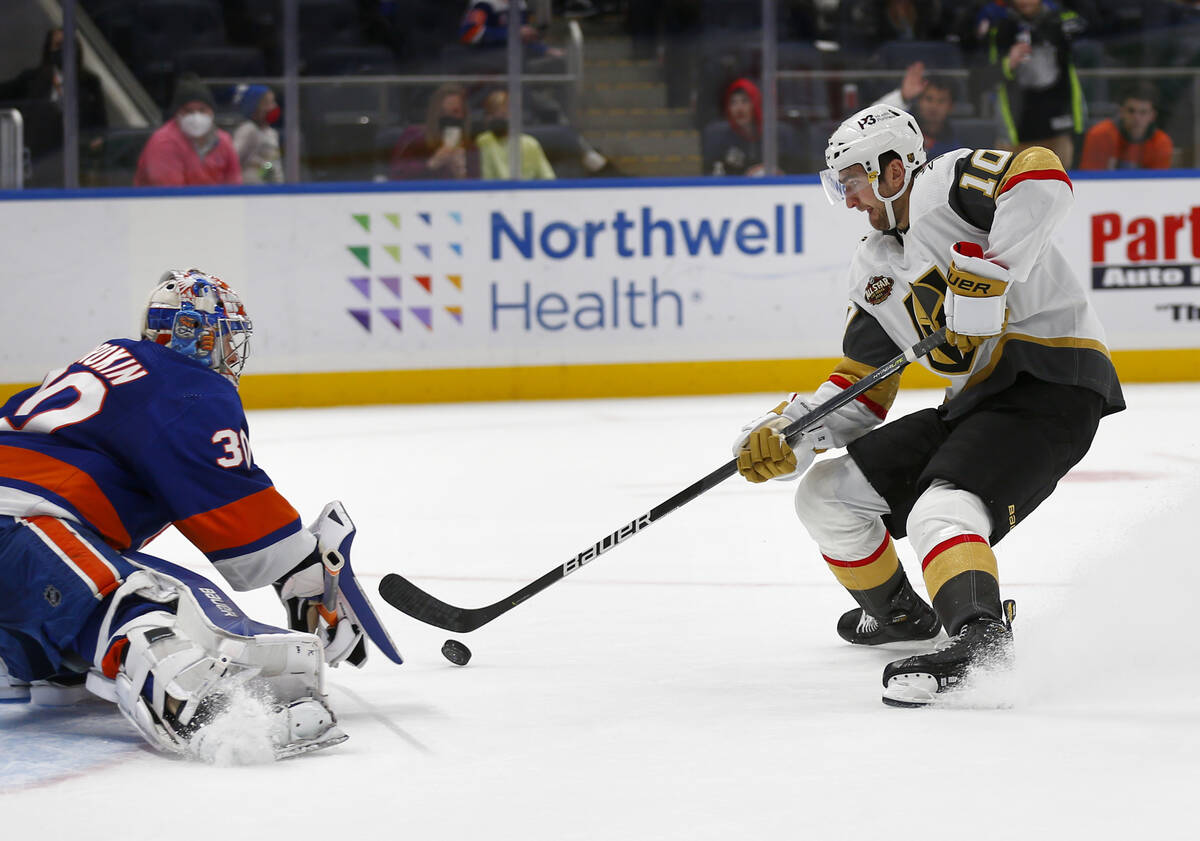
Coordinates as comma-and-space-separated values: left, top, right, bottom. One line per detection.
701, 78, 802, 176
134, 75, 241, 187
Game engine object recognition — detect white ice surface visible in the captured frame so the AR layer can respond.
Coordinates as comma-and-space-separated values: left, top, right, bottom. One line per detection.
3, 383, 1198, 839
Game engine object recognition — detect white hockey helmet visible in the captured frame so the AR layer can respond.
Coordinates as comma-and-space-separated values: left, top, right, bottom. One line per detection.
820, 104, 925, 226
143, 269, 252, 384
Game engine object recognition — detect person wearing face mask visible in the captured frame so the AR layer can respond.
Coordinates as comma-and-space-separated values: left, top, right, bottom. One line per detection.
474, 89, 555, 180
0, 27, 107, 186
388, 84, 480, 181
134, 75, 241, 187
231, 84, 284, 184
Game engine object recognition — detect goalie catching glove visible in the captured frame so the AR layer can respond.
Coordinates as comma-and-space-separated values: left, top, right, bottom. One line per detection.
944, 241, 1010, 354
274, 502, 369, 668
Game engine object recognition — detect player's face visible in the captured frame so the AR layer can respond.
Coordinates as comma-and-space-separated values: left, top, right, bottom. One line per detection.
1118, 98, 1156, 141
837, 162, 907, 230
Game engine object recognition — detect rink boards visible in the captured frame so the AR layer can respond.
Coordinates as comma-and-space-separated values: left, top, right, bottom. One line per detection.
0, 172, 1197, 407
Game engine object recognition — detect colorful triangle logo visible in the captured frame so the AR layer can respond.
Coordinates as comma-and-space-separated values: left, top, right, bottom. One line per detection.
384, 213, 401, 230
449, 211, 462, 225
379, 307, 402, 330
446, 274, 462, 291
416, 244, 432, 260
445, 306, 463, 324
348, 246, 370, 269
347, 276, 370, 299
414, 275, 432, 294
419, 212, 432, 226
379, 276, 401, 299
383, 245, 402, 263
348, 309, 371, 331
449, 243, 463, 256
352, 214, 370, 233
410, 307, 433, 330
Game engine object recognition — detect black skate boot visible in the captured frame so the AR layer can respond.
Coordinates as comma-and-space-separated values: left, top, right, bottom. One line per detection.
881, 600, 1016, 707
836, 580, 942, 646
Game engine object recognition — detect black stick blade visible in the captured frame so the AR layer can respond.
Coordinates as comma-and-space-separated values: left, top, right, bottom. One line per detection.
378, 573, 487, 633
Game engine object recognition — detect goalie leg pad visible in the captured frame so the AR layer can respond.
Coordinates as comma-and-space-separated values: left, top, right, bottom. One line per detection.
85, 567, 346, 760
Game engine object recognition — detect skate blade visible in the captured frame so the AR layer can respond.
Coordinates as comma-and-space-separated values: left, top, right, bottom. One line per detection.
273, 727, 349, 760
881, 672, 939, 707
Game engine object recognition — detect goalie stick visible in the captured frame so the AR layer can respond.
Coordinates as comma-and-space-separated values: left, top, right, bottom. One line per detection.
379, 328, 948, 633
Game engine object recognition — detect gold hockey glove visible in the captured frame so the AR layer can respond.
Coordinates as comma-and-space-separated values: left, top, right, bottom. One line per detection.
944, 241, 1010, 354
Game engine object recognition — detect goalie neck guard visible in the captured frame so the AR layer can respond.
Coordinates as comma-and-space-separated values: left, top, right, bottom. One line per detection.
143, 269, 252, 385
820, 104, 925, 230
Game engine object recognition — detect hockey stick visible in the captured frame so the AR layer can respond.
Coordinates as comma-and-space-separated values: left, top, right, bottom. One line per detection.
379, 327, 948, 633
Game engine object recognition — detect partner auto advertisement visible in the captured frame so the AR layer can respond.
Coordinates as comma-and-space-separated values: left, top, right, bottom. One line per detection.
1067, 176, 1200, 349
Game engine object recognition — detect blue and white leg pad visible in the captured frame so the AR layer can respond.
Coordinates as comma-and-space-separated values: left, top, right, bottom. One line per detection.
85, 561, 346, 760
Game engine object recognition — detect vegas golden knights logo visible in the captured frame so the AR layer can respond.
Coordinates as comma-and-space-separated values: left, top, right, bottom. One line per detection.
902, 267, 976, 374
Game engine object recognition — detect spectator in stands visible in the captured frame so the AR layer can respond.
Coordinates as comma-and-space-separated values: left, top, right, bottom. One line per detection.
456, 1, 568, 124
231, 84, 284, 184
134, 76, 241, 187
0, 27, 107, 186
874, 62, 970, 158
1080, 82, 1174, 170
475, 89, 555, 180
702, 78, 802, 176
388, 83, 480, 181
458, 0, 564, 61
987, 0, 1086, 165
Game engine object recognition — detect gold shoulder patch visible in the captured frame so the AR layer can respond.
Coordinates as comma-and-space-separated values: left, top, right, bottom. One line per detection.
998, 147, 1066, 193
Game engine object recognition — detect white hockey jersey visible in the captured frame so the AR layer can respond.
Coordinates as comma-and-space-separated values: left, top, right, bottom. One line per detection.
799, 146, 1124, 439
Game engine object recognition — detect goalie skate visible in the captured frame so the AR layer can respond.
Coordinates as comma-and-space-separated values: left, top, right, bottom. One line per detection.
881, 600, 1015, 707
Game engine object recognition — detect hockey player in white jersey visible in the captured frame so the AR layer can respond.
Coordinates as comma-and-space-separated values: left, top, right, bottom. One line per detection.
733, 105, 1123, 706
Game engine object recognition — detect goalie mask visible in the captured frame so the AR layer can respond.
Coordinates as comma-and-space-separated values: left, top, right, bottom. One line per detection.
143, 269, 252, 385
820, 104, 925, 230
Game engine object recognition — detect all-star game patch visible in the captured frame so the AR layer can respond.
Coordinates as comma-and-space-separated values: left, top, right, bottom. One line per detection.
865, 275, 894, 305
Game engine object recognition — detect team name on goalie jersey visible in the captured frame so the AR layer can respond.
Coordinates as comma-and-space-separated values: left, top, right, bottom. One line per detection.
563, 514, 651, 575
76, 343, 148, 386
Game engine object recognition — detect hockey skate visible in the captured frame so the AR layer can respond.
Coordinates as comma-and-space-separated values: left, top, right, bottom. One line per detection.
881, 600, 1016, 707
837, 581, 942, 646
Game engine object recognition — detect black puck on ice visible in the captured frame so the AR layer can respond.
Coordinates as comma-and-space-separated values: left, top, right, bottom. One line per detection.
441, 639, 472, 666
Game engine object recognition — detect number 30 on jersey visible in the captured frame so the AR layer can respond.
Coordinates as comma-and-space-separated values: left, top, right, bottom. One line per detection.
212, 429, 254, 468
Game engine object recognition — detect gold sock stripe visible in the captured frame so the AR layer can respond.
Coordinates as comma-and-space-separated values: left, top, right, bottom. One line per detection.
921, 534, 999, 601
823, 537, 900, 592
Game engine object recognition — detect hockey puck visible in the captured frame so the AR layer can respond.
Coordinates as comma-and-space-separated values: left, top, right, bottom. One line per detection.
441, 639, 472, 666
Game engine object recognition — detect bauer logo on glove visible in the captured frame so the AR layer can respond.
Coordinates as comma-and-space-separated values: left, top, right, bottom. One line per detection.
944, 241, 1011, 354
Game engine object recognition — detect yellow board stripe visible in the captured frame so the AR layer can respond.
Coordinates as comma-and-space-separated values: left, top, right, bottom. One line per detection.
922, 537, 999, 601
824, 538, 900, 592
0, 347, 1195, 410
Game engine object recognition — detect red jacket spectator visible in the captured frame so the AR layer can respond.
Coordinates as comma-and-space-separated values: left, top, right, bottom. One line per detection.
134, 77, 241, 186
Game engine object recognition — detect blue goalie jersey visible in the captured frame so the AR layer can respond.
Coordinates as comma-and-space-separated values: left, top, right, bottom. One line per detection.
0, 338, 315, 590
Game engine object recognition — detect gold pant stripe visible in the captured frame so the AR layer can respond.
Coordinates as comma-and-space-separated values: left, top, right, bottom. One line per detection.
922, 536, 999, 601
824, 538, 900, 592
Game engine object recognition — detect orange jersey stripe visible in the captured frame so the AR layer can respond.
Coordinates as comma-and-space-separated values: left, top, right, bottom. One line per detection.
0, 445, 131, 549
23, 515, 123, 599
174, 485, 300, 554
